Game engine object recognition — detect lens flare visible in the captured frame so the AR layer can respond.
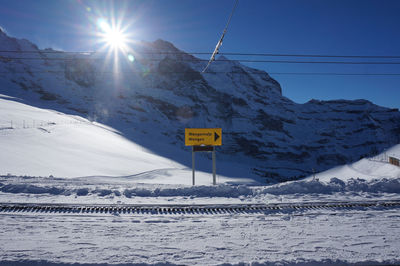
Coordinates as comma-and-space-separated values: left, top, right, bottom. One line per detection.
98, 19, 110, 32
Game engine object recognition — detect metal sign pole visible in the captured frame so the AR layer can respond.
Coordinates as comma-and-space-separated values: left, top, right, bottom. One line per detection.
212, 147, 216, 185
192, 146, 195, 186
185, 128, 222, 186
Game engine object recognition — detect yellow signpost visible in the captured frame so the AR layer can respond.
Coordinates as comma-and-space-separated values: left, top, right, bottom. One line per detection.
185, 128, 222, 146
185, 128, 222, 186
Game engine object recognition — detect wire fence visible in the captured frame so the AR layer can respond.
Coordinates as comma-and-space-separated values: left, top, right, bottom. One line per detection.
369, 152, 400, 167
0, 119, 88, 131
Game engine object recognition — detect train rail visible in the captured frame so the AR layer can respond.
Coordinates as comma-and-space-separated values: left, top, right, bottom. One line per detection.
1, 200, 399, 215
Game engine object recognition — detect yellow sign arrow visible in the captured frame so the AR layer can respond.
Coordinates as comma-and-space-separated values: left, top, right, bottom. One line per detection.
185, 128, 222, 146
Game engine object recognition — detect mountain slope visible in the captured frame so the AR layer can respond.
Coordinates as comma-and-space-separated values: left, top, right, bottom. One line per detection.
1, 29, 400, 181
307, 144, 400, 182
0, 95, 256, 185
0, 94, 179, 178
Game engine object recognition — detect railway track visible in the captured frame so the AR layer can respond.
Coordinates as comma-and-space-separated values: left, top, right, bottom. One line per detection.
1, 200, 399, 215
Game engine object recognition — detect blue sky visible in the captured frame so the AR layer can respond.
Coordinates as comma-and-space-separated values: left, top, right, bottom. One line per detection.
0, 0, 399, 109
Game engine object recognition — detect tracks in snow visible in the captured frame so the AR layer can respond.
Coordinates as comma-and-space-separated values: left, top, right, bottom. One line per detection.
1, 200, 399, 216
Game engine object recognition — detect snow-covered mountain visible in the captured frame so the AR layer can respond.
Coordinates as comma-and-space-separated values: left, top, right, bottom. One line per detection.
1, 28, 399, 182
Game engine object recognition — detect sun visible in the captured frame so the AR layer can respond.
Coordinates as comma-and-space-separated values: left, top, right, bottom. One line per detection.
94, 17, 136, 73
97, 19, 128, 51
104, 30, 125, 49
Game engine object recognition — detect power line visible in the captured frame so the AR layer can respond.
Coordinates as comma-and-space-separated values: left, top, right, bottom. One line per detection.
2, 56, 400, 65
1, 50, 400, 59
0, 56, 102, 61
216, 59, 400, 65
268, 72, 400, 76
221, 53, 400, 59
0, 50, 94, 54
1, 70, 400, 76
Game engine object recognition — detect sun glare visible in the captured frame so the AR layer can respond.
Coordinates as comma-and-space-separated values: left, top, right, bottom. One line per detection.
97, 19, 128, 51
105, 29, 126, 49
94, 16, 135, 72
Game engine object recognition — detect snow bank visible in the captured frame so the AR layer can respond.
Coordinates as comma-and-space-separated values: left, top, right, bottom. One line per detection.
123, 185, 254, 198
258, 177, 400, 195
0, 261, 176, 266
1, 176, 399, 198
0, 259, 398, 266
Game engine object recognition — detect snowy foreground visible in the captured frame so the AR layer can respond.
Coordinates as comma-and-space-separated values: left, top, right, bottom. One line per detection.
1, 204, 399, 266
1, 174, 400, 265
1, 96, 400, 265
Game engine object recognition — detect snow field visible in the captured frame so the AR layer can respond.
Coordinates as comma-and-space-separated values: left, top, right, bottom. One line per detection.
0, 208, 399, 265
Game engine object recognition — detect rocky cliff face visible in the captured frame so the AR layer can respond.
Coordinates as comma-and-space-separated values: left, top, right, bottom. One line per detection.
1, 30, 399, 182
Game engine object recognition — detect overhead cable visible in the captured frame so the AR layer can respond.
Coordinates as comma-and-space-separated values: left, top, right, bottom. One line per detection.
2, 50, 400, 59
2, 56, 400, 64
1, 70, 400, 76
